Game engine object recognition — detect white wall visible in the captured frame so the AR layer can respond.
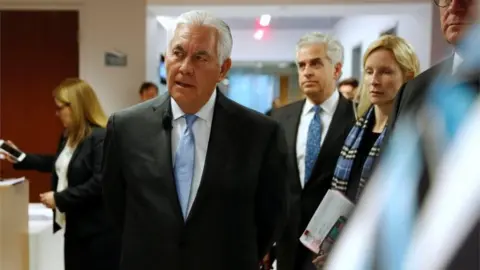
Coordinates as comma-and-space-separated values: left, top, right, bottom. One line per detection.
231, 29, 330, 62
80, 0, 146, 115
0, 0, 147, 115
146, 12, 167, 93
334, 3, 433, 80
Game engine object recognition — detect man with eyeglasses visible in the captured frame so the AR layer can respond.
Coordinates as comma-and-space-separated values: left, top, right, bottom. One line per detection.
389, 0, 477, 130
382, 0, 478, 269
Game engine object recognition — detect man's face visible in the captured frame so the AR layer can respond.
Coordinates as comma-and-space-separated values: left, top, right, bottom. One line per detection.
439, 0, 477, 45
166, 24, 231, 113
339, 85, 356, 100
140, 86, 158, 101
296, 43, 342, 104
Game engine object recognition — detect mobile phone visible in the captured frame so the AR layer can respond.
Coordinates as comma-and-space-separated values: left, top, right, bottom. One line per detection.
0, 139, 26, 162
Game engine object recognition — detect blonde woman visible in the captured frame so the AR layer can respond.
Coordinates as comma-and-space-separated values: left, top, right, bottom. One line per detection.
3, 79, 120, 270
312, 35, 420, 267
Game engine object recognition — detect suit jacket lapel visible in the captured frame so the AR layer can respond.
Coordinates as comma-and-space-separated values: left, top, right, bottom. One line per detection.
151, 96, 184, 222
186, 92, 233, 222
283, 100, 304, 192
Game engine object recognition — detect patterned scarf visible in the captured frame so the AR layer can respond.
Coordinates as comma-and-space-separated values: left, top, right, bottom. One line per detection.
331, 106, 386, 202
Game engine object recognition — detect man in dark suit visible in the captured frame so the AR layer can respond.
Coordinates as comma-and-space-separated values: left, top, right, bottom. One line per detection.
101, 10, 289, 270
384, 0, 478, 269
271, 32, 355, 270
389, 0, 478, 131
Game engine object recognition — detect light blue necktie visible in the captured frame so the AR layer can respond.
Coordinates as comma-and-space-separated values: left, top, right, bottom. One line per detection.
174, 114, 197, 219
305, 105, 321, 184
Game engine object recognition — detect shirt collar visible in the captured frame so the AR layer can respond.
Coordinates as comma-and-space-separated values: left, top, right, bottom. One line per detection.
171, 89, 217, 123
452, 52, 464, 74
302, 90, 339, 116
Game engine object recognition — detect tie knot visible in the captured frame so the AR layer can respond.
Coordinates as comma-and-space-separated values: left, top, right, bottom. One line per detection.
313, 105, 321, 114
184, 114, 198, 128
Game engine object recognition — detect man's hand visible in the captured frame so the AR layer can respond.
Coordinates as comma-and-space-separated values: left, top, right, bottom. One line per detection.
260, 253, 271, 270
312, 254, 328, 269
40, 191, 56, 209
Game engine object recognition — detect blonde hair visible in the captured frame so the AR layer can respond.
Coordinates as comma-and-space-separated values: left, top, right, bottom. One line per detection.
356, 35, 420, 118
53, 78, 107, 147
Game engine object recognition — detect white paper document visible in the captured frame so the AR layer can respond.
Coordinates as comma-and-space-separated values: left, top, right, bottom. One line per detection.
0, 177, 25, 186
300, 189, 354, 254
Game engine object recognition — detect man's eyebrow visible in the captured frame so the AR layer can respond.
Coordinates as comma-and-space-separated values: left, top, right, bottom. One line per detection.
195, 50, 210, 56
298, 57, 323, 64
172, 44, 185, 51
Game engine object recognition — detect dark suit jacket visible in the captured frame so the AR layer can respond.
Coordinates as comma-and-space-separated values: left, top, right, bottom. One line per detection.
14, 127, 114, 238
101, 91, 290, 270
384, 57, 479, 270
271, 96, 355, 270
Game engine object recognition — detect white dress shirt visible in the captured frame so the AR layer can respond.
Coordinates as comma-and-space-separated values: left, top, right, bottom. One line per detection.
171, 90, 216, 214
452, 52, 464, 74
55, 144, 76, 227
296, 90, 339, 188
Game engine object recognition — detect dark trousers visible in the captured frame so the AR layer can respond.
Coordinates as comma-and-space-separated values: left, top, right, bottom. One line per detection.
64, 231, 121, 270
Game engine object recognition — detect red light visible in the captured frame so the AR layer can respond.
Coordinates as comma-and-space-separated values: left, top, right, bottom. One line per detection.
254, 15, 271, 40
253, 29, 264, 40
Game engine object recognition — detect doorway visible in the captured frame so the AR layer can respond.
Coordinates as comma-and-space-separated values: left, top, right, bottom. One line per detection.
0, 10, 79, 201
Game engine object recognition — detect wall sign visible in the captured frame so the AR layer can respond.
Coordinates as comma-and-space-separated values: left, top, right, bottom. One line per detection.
105, 50, 127, 67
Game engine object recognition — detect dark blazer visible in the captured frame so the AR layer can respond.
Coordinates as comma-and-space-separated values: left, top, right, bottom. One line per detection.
14, 127, 114, 238
387, 57, 453, 134
101, 91, 290, 270
271, 95, 355, 270
384, 57, 479, 270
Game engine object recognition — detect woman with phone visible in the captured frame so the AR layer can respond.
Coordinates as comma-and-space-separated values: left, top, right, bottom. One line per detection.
3, 78, 120, 270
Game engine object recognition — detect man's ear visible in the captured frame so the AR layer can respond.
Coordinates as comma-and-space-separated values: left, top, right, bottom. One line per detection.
219, 58, 232, 82
333, 62, 343, 81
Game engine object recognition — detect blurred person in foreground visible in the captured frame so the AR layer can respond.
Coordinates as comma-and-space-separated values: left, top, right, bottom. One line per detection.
388, 0, 478, 133
270, 32, 355, 270
101, 10, 289, 270
3, 78, 120, 270
312, 35, 420, 268
326, 1, 480, 269
382, 0, 479, 268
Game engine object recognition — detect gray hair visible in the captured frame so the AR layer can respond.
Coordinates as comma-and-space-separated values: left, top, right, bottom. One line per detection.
296, 32, 344, 66
167, 10, 233, 65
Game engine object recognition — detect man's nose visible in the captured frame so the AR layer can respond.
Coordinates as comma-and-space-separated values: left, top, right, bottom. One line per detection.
179, 58, 194, 75
449, 0, 469, 13
303, 66, 314, 77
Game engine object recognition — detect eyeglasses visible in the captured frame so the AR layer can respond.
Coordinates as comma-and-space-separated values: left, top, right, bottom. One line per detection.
434, 0, 470, 7
434, 0, 451, 7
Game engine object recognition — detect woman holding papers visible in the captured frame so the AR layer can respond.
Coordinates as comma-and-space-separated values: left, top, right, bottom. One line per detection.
313, 35, 420, 268
2, 79, 120, 270
331, 35, 420, 203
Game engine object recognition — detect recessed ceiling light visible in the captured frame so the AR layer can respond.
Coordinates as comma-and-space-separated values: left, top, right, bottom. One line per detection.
253, 29, 264, 40
259, 14, 271, 27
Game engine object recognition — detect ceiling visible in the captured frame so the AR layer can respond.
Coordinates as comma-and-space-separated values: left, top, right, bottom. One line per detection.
148, 0, 428, 5
149, 3, 430, 18
223, 16, 342, 30
150, 3, 430, 31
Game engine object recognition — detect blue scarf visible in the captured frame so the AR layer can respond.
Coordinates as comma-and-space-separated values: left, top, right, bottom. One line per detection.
331, 106, 386, 202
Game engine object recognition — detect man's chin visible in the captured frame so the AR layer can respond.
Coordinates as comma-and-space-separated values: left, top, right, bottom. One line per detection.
446, 27, 470, 45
